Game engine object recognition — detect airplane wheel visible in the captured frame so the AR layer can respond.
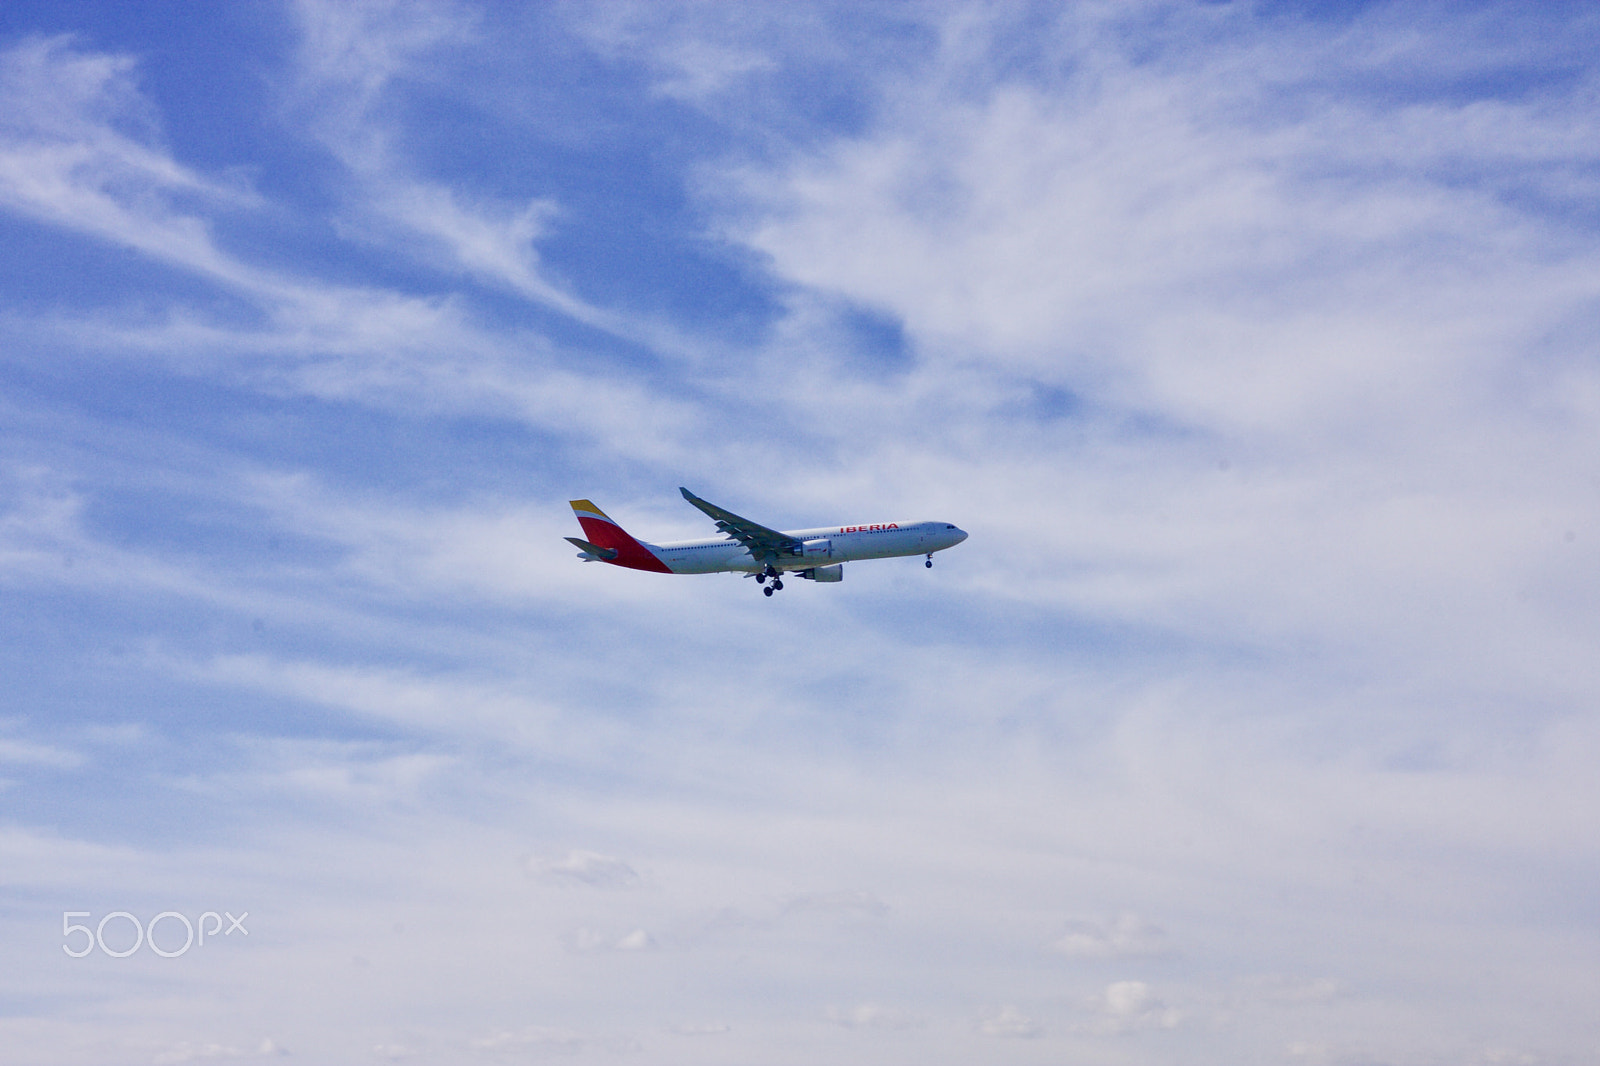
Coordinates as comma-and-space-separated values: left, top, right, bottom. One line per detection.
772, 580, 783, 590
763, 586, 774, 597
757, 573, 766, 584
925, 559, 933, 568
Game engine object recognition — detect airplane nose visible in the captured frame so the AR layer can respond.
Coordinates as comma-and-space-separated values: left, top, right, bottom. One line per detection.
955, 528, 968, 544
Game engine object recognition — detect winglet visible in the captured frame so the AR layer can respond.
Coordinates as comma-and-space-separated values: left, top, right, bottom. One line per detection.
678, 486, 719, 524
679, 486, 731, 528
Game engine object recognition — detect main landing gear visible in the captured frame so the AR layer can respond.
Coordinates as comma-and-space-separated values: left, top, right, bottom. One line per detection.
757, 565, 784, 596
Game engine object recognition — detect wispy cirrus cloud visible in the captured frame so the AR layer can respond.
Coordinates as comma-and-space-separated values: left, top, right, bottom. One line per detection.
0, 31, 705, 467
0, 36, 262, 284
682, 3, 1600, 711
4, 4, 1600, 1064
0, 736, 83, 769
286, 0, 612, 328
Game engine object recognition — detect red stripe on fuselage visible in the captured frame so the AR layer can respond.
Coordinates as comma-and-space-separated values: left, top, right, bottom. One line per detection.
576, 516, 673, 574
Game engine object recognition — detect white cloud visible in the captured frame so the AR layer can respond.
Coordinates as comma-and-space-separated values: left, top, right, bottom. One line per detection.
0, 825, 148, 891
573, 4, 782, 104
978, 1004, 1041, 1038
565, 926, 653, 953
0, 36, 261, 280
727, 64, 1597, 446
186, 653, 558, 740
826, 1002, 921, 1030
1082, 980, 1181, 1035
289, 0, 477, 113
1237, 974, 1342, 1006
665, 1021, 729, 1035
685, 2, 1600, 721
4, 5, 1600, 1065
780, 890, 889, 919
465, 1026, 585, 1055
528, 850, 641, 889
612, 927, 652, 951
152, 1039, 289, 1063
287, 0, 609, 327
0, 737, 83, 769
464, 1026, 641, 1058
0, 33, 704, 468
268, 750, 455, 805
1051, 912, 1170, 959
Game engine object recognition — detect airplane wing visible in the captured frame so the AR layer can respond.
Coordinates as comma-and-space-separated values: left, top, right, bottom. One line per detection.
679, 487, 803, 562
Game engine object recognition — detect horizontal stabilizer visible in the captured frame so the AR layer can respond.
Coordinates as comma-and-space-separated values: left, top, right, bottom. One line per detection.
565, 536, 618, 561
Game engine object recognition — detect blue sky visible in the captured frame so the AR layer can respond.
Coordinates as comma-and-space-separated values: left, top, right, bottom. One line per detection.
2, 2, 1599, 1063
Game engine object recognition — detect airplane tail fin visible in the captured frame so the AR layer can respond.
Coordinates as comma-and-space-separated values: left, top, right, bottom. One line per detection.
567, 499, 672, 573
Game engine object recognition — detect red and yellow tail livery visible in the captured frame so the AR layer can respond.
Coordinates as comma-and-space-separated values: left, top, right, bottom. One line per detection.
567, 500, 673, 573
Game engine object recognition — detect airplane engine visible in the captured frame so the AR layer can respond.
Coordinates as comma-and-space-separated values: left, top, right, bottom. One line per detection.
802, 538, 832, 559
798, 564, 842, 582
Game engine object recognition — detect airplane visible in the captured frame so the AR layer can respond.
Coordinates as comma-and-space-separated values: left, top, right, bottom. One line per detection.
566, 488, 968, 597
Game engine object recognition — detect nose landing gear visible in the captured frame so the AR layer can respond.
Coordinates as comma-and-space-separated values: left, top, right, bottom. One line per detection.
925, 554, 933, 568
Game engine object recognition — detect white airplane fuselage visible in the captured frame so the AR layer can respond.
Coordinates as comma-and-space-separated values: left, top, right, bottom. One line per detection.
652, 521, 967, 575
